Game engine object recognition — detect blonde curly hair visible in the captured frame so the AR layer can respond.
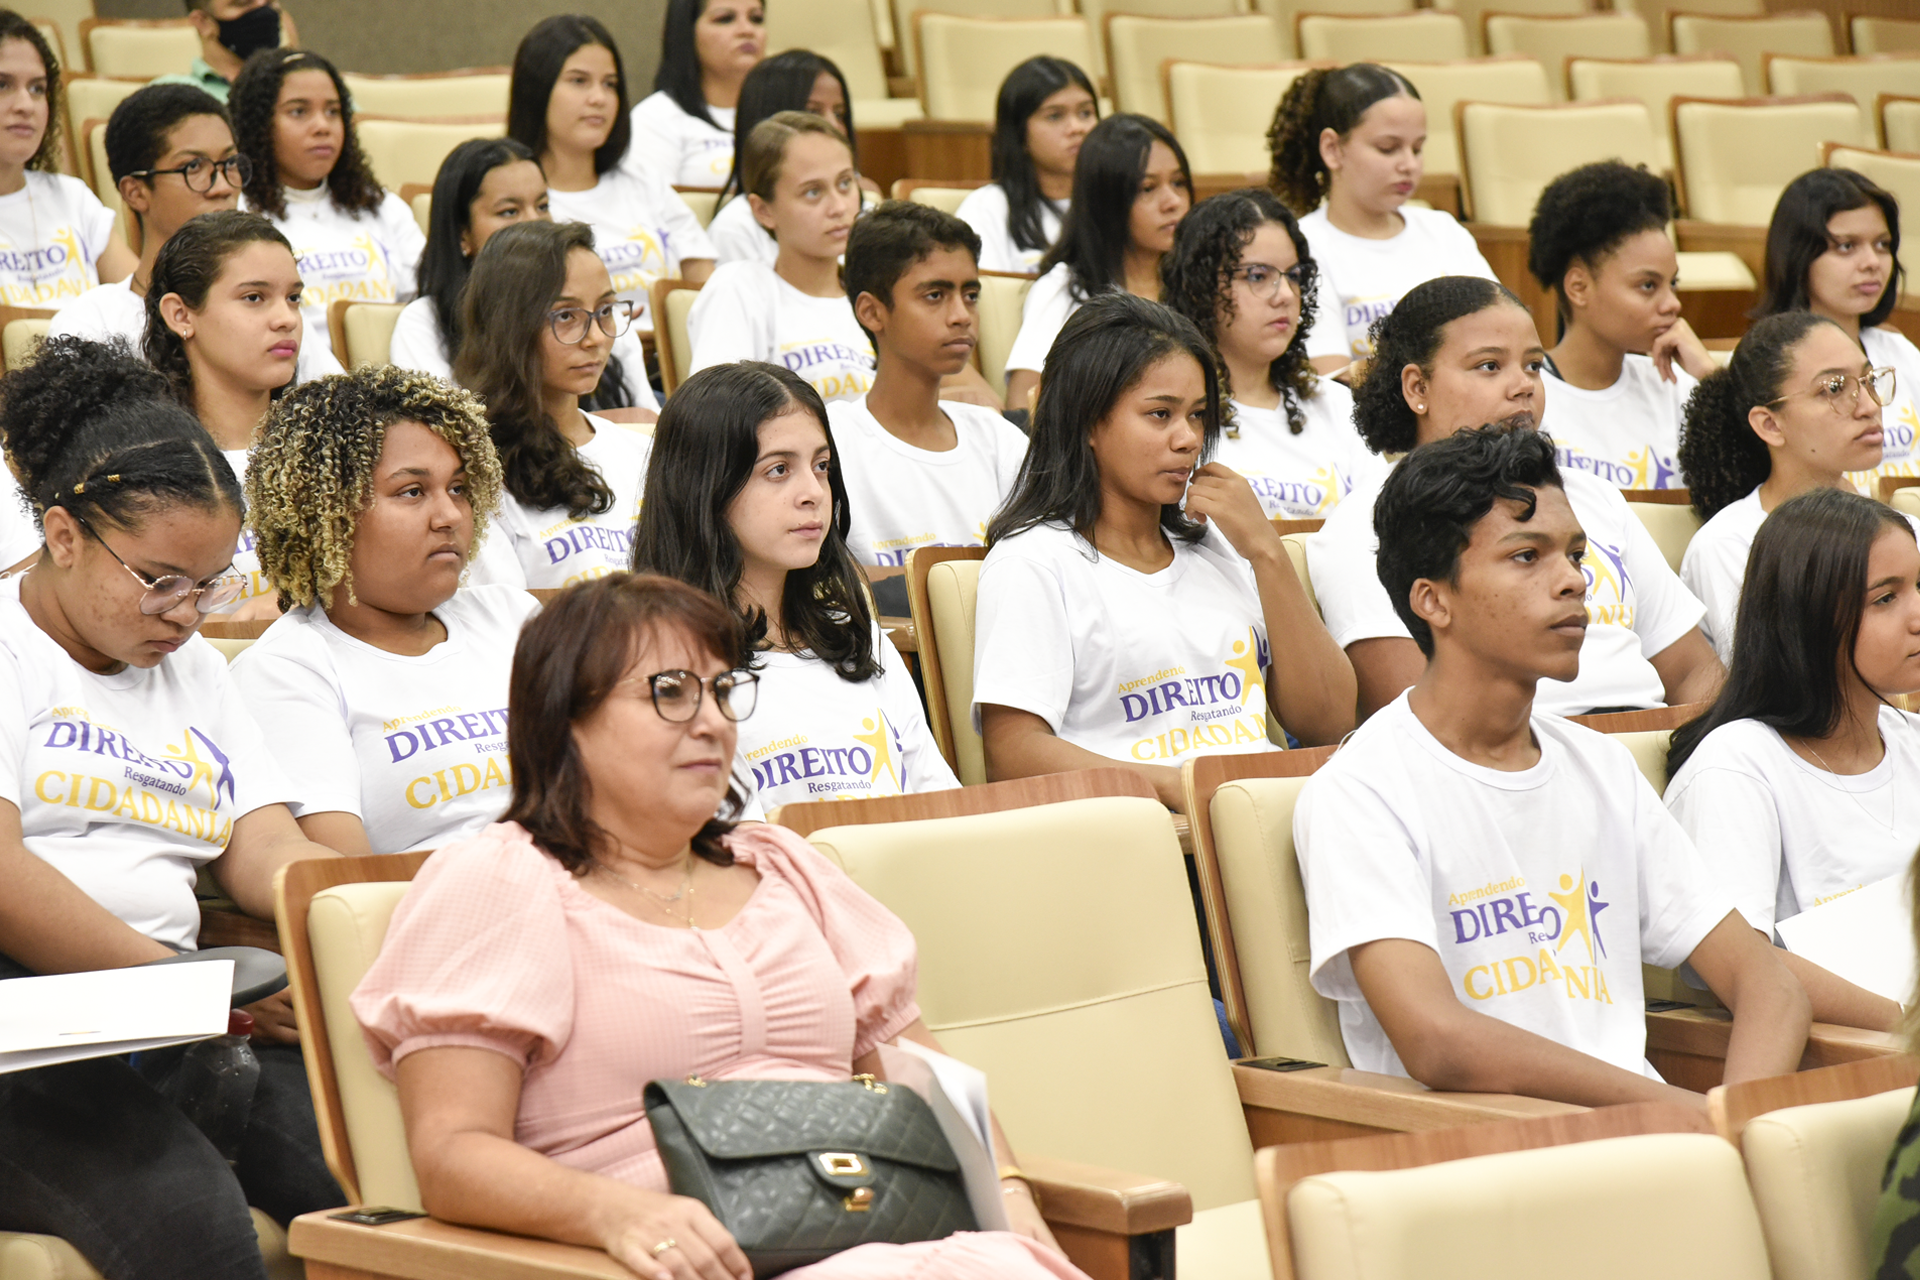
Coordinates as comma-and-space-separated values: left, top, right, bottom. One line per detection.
247, 365, 504, 611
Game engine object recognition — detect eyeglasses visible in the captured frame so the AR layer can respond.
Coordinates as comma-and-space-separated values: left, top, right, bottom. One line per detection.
127, 155, 252, 194
1765, 367, 1897, 415
74, 513, 244, 615
623, 668, 759, 723
1229, 262, 1314, 302
547, 300, 636, 345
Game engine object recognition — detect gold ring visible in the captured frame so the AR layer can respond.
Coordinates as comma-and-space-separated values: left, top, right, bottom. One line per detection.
651, 1238, 678, 1257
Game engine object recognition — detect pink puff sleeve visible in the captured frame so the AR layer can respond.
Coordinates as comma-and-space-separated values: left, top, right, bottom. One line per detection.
350, 824, 576, 1077
729, 824, 922, 1059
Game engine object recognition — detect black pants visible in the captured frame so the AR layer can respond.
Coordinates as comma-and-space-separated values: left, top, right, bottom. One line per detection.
0, 963, 344, 1279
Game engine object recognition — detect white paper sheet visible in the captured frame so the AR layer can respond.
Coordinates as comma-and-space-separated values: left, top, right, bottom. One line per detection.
1776, 875, 1917, 1005
892, 1038, 994, 1157
0, 960, 232, 1074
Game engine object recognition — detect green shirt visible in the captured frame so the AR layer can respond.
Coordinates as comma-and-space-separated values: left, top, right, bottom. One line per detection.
150, 58, 230, 104
1871, 1087, 1920, 1275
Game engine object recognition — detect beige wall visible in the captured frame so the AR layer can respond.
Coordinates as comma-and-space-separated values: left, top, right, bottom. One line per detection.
97, 0, 670, 81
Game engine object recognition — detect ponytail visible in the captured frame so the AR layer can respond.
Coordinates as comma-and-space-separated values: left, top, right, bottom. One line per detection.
1266, 63, 1418, 216
143, 209, 294, 409
1678, 310, 1840, 519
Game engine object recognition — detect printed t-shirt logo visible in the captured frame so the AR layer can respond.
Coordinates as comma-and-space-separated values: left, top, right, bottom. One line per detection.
34, 713, 241, 846
602, 227, 667, 304
1846, 399, 1920, 491
1118, 627, 1271, 761
537, 493, 643, 586
1241, 463, 1350, 519
747, 709, 905, 798
1581, 537, 1633, 629
865, 519, 991, 568
778, 336, 875, 403
1556, 442, 1680, 491
0, 225, 92, 306
1342, 294, 1393, 358
1450, 869, 1615, 1005
295, 234, 395, 309
382, 705, 512, 810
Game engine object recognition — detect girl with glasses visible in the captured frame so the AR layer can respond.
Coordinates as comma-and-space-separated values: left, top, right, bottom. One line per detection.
0, 336, 345, 1276
231, 364, 538, 857
457, 219, 652, 590
631, 361, 957, 815
1160, 188, 1378, 520
1679, 311, 1898, 663
228, 48, 426, 362
145, 208, 313, 618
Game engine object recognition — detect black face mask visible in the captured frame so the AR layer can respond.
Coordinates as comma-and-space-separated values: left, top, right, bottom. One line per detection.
215, 4, 281, 60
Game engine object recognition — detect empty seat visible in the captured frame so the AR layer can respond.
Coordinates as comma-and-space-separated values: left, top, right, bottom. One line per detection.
1167, 61, 1324, 176
1296, 12, 1469, 63
1670, 11, 1835, 94
33, 0, 92, 76
354, 117, 506, 200
916, 14, 1095, 121
1854, 16, 1920, 56
765, 0, 889, 101
1428, 0, 1586, 56
1630, 0, 1766, 53
1081, 0, 1241, 86
1255, 0, 1414, 16
1887, 96, 1920, 154
63, 75, 143, 189
78, 17, 200, 79
1673, 95, 1870, 225
894, 0, 1057, 80
1625, 500, 1705, 573
1567, 55, 1750, 170
1384, 55, 1552, 178
1457, 99, 1662, 223
1109, 15, 1289, 122
1484, 13, 1651, 99
338, 71, 511, 120
1766, 56, 1920, 134
893, 179, 978, 214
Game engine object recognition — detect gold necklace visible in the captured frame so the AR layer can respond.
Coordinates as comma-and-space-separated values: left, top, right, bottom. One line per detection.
601, 851, 698, 927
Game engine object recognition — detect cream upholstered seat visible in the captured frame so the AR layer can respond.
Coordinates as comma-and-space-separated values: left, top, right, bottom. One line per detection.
1109, 15, 1288, 122
1630, 0, 1765, 53
1610, 728, 1673, 795
1425, 0, 1585, 57
916, 14, 1095, 122
62, 75, 144, 189
975, 269, 1033, 390
897, 182, 976, 215
1296, 12, 1469, 64
1567, 55, 1746, 170
1826, 147, 1920, 304
806, 794, 1269, 1276
1457, 99, 1662, 223
673, 186, 721, 227
895, 0, 1058, 81
339, 71, 511, 120
766, 0, 888, 101
408, 191, 431, 235
907, 548, 987, 783
1167, 62, 1324, 178
1081, 0, 1240, 89
0, 1217, 296, 1280
1672, 96, 1870, 226
1625, 500, 1704, 573
1383, 56, 1551, 180
336, 302, 405, 369
1280, 532, 1316, 616
1887, 97, 1920, 154
356, 117, 507, 199
1252, 0, 1412, 16
83, 123, 129, 255
1670, 12, 1834, 95
651, 278, 702, 395
1483, 14, 1649, 99
79, 18, 199, 79
1767, 56, 1920, 127
1, 315, 51, 375
1856, 16, 1920, 56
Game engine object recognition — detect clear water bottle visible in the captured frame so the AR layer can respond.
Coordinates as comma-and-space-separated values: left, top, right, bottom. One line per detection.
168, 1009, 261, 1165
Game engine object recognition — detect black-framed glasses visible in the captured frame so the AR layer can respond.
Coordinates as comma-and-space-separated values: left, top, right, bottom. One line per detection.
623, 668, 759, 722
1765, 366, 1897, 415
127, 155, 252, 194
1229, 261, 1314, 302
73, 513, 244, 615
547, 300, 636, 345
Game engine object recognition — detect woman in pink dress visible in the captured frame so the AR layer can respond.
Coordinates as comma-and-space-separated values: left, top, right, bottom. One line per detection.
351, 572, 1086, 1280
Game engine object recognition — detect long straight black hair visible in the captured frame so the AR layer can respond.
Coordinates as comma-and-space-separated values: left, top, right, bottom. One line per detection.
1757, 168, 1904, 329
988, 291, 1220, 549
653, 0, 763, 130
1041, 113, 1191, 302
717, 49, 855, 201
509, 14, 633, 177
1668, 487, 1916, 778
991, 56, 1098, 257
630, 361, 880, 682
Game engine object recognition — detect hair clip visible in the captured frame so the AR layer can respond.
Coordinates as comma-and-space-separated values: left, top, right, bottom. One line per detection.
72, 474, 120, 495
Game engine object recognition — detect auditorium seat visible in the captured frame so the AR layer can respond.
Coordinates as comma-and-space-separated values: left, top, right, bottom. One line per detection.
1669, 11, 1835, 95
1623, 498, 1705, 573
354, 117, 506, 203
338, 70, 511, 120
974, 268, 1033, 385
333, 301, 405, 369
1251, 0, 1414, 17
408, 190, 430, 235
1483, 13, 1651, 100
649, 277, 702, 395
672, 185, 721, 227
1566, 55, 1747, 171
0, 311, 53, 375
1279, 531, 1317, 617
1426, 0, 1586, 57
0, 1215, 298, 1280
1296, 11, 1469, 64
1384, 56, 1551, 183
1167, 62, 1325, 181
78, 17, 197, 80
891, 179, 978, 213
82, 120, 131, 255
1854, 15, 1920, 57
1672, 95, 1870, 226
32, 0, 90, 76
61, 75, 144, 190
905, 544, 986, 781
915, 14, 1095, 121
894, 0, 1057, 82
1108, 15, 1288, 122
764, 0, 889, 102
1766, 55, 1920, 130
1886, 96, 1920, 153
1456, 99, 1663, 224
1081, 0, 1241, 89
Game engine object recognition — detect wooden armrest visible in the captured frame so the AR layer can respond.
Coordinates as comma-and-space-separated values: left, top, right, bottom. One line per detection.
1234, 1061, 1584, 1145
290, 1211, 637, 1278
197, 902, 281, 953
1648, 1006, 1905, 1069
1022, 1154, 1191, 1236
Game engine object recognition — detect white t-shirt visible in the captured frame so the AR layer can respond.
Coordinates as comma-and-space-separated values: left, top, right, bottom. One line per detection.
1679, 486, 1764, 665
0, 172, 117, 308
466, 414, 651, 590
1542, 354, 1693, 491
228, 585, 538, 854
1214, 381, 1379, 519
739, 621, 958, 813
705, 193, 775, 266
1666, 706, 1920, 941
548, 167, 716, 333
973, 520, 1280, 763
1844, 325, 1920, 493
1297, 692, 1730, 1080
386, 295, 657, 411
47, 276, 345, 386
250, 184, 426, 358
1003, 262, 1081, 376
0, 577, 296, 951
0, 465, 40, 570
955, 182, 1062, 276
687, 260, 875, 403
1298, 205, 1497, 363
625, 91, 736, 189
1308, 466, 1706, 715
827, 395, 1028, 566
217, 448, 271, 615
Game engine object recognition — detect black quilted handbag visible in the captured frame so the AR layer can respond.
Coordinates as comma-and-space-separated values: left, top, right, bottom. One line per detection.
643, 1074, 979, 1278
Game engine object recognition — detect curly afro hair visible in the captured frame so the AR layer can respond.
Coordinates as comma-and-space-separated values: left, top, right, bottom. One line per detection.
229, 48, 384, 220
1349, 276, 1524, 456
1678, 310, 1842, 521
1266, 63, 1418, 216
1527, 161, 1671, 331
1160, 188, 1319, 435
247, 365, 504, 612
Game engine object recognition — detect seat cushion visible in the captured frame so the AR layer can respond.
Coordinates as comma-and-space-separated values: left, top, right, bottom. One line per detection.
0, 1211, 293, 1280
1743, 1086, 1916, 1280
1176, 1198, 1271, 1280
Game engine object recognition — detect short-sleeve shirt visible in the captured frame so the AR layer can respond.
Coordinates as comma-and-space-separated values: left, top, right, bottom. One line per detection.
547, 169, 716, 332
0, 172, 118, 308
1680, 487, 1766, 665
228, 585, 538, 854
0, 576, 296, 950
624, 92, 736, 189
973, 521, 1279, 763
1665, 706, 1920, 939
687, 260, 875, 403
955, 182, 1062, 276
1542, 355, 1693, 491
251, 185, 426, 358
48, 277, 345, 386
1298, 206, 1497, 363
1845, 326, 1920, 494
465, 416, 652, 590
1003, 263, 1081, 376
1297, 692, 1731, 1079
827, 395, 1029, 566
1307, 465, 1706, 715
705, 194, 775, 267
1214, 381, 1380, 519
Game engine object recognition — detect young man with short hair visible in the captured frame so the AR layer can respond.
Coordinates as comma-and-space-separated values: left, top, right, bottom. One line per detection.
153, 0, 298, 103
833, 201, 1030, 568
1296, 424, 1809, 1109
